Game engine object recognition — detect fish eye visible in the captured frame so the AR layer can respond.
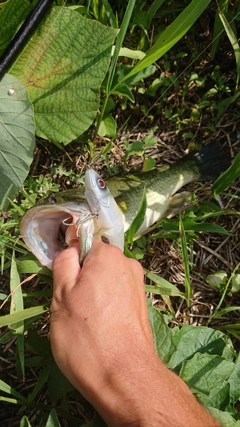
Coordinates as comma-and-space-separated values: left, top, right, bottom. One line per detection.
97, 178, 106, 189
48, 196, 57, 203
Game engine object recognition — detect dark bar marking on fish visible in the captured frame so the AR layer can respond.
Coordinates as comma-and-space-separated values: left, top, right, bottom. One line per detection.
0, 0, 54, 81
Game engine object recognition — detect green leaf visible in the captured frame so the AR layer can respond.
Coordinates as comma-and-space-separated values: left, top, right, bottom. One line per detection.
125, 185, 147, 245
10, 253, 23, 329
147, 300, 175, 364
145, 271, 184, 297
123, 65, 156, 87
146, 0, 166, 28
106, 0, 136, 93
26, 330, 52, 360
118, 47, 145, 60
0, 293, 8, 301
142, 156, 156, 172
180, 352, 235, 401
207, 407, 240, 427
158, 218, 231, 235
20, 416, 32, 427
81, 412, 107, 427
121, 0, 211, 82
213, 152, 240, 195
48, 359, 74, 401
16, 256, 51, 275
0, 74, 35, 209
207, 382, 230, 410
218, 9, 240, 88
168, 325, 233, 371
98, 114, 117, 137
0, 0, 31, 54
228, 353, 240, 407
206, 270, 228, 290
10, 253, 25, 377
211, 0, 228, 59
46, 409, 62, 427
0, 305, 48, 328
179, 217, 191, 304
0, 379, 26, 401
111, 83, 135, 102
126, 140, 144, 156
231, 274, 240, 293
210, 306, 240, 320
11, 7, 117, 144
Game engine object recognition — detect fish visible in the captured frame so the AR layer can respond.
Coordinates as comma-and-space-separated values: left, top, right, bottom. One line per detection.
20, 141, 230, 268
20, 169, 124, 269
106, 141, 230, 237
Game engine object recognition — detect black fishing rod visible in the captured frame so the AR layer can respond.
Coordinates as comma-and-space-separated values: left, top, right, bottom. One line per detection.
0, 0, 55, 81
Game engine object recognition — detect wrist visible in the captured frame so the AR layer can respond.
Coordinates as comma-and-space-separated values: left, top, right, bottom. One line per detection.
92, 349, 161, 427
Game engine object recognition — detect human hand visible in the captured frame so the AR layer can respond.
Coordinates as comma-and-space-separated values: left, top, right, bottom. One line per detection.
50, 240, 157, 424
50, 241, 222, 427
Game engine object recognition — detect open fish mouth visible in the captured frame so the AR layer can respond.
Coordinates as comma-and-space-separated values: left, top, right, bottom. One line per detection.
20, 202, 95, 269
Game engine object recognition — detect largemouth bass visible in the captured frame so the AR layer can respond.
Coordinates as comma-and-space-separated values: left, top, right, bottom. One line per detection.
20, 169, 124, 269
20, 142, 229, 268
107, 141, 230, 237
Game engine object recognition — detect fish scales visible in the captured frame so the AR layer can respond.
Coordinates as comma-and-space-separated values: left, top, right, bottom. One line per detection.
106, 157, 201, 235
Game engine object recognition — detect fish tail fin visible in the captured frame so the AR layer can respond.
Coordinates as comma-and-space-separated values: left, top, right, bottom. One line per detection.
194, 141, 231, 181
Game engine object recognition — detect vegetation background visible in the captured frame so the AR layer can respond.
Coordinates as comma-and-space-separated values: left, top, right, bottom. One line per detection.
0, 0, 240, 426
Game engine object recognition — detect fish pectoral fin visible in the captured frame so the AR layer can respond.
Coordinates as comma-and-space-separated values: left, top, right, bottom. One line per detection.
165, 191, 191, 218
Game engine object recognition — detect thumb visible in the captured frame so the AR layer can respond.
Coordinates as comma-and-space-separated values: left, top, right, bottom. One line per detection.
52, 244, 81, 292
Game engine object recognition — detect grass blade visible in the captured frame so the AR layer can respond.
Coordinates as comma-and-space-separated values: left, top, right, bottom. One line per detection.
0, 379, 26, 402
10, 252, 25, 378
0, 305, 48, 328
125, 185, 147, 246
179, 217, 192, 307
211, 0, 228, 58
107, 0, 136, 92
95, 0, 136, 136
145, 270, 185, 298
120, 0, 211, 82
146, 0, 166, 28
218, 8, 240, 88
212, 152, 240, 195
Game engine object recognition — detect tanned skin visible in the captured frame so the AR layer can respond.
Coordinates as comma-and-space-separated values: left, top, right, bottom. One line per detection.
50, 240, 222, 427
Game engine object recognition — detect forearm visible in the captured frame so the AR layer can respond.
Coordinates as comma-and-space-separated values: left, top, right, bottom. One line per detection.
73, 348, 222, 427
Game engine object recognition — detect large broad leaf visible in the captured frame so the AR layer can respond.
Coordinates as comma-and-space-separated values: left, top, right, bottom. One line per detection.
167, 325, 234, 372
0, 0, 31, 54
11, 6, 117, 144
0, 74, 35, 208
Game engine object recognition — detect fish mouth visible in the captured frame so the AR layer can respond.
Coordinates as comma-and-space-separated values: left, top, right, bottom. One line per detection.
20, 203, 91, 269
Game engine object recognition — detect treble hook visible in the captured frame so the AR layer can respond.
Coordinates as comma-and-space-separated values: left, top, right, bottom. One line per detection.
75, 211, 99, 237
62, 216, 75, 226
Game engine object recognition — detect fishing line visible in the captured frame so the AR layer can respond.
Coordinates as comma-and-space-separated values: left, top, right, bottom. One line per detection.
0, 0, 55, 80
